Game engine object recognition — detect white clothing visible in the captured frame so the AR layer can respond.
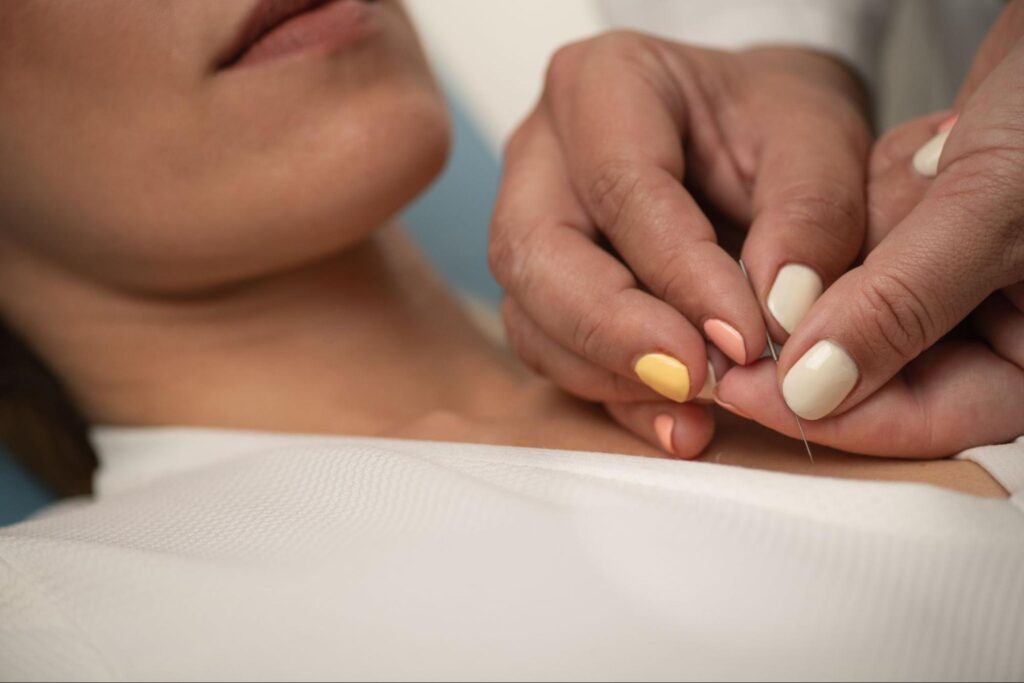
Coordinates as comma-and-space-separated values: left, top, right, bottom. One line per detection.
407, 0, 1004, 151
598, 0, 1004, 129
600, 0, 891, 86
2, 427, 1023, 681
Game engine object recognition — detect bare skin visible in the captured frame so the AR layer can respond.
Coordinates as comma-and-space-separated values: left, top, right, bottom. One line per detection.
6, 223, 999, 498
0, 1, 1005, 500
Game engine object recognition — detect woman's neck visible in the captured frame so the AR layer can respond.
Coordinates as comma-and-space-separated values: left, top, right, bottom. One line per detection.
8, 225, 537, 436
2, 224, 1008, 499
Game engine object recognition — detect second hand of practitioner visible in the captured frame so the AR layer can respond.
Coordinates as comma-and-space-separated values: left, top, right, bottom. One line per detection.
716, 1, 1024, 458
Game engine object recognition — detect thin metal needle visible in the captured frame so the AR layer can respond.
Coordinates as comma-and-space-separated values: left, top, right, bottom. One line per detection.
738, 260, 815, 463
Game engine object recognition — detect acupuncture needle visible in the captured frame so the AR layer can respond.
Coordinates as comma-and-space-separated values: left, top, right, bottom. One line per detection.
738, 260, 815, 463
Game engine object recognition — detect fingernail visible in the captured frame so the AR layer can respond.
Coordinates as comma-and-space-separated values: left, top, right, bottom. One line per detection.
703, 319, 746, 364
782, 340, 859, 420
767, 264, 823, 334
654, 414, 675, 454
912, 128, 951, 177
936, 114, 958, 133
635, 353, 690, 402
696, 360, 716, 401
714, 396, 749, 419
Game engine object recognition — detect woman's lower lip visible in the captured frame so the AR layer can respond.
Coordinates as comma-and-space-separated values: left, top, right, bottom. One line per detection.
233, 0, 380, 68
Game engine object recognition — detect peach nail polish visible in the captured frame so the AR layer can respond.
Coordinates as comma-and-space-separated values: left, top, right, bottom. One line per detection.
704, 319, 746, 365
654, 414, 675, 454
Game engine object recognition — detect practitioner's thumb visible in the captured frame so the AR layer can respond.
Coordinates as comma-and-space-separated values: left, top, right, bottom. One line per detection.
774, 181, 1017, 421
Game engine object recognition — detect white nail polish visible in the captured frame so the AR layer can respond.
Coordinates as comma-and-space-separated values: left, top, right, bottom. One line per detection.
782, 340, 858, 420
912, 129, 951, 177
767, 264, 823, 334
696, 361, 716, 401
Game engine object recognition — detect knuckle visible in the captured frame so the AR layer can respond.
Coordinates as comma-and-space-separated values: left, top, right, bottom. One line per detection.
933, 148, 1024, 282
487, 214, 544, 291
777, 182, 863, 227
486, 221, 517, 287
771, 184, 865, 262
594, 32, 681, 107
647, 253, 691, 306
942, 146, 1024, 200
853, 271, 937, 362
571, 301, 611, 361
586, 158, 643, 231
544, 41, 589, 94
593, 30, 662, 62
544, 31, 671, 110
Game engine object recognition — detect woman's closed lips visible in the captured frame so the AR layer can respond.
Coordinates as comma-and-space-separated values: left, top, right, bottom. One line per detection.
217, 0, 381, 70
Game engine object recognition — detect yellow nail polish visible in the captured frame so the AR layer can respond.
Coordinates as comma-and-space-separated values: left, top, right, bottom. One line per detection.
634, 353, 690, 402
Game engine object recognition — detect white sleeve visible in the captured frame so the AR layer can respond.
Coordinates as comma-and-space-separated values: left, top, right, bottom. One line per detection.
597, 0, 891, 86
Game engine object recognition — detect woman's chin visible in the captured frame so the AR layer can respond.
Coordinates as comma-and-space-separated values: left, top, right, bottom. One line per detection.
41, 79, 453, 297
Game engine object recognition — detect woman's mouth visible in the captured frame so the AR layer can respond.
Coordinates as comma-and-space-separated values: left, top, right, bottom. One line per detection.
218, 0, 380, 70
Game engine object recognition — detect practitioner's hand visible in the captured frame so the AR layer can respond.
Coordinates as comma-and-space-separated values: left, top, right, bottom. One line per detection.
717, 2, 1024, 456
489, 32, 871, 457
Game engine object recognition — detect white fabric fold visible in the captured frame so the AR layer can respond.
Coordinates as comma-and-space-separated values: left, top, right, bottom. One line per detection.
1, 428, 1022, 680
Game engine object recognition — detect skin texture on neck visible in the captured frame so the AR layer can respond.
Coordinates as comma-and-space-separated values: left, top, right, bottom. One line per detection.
2, 225, 522, 436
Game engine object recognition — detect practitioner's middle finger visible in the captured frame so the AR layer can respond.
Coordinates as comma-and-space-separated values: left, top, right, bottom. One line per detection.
544, 36, 765, 366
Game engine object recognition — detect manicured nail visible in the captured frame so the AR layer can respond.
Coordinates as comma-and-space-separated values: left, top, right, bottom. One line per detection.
696, 361, 716, 401
704, 319, 746, 364
912, 129, 951, 177
714, 396, 749, 419
936, 114, 958, 133
635, 353, 690, 402
767, 264, 823, 334
782, 340, 859, 420
654, 414, 675, 454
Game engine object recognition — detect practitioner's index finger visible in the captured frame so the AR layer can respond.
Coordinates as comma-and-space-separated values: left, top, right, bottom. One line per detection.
542, 37, 766, 365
